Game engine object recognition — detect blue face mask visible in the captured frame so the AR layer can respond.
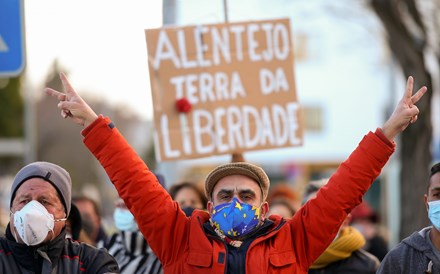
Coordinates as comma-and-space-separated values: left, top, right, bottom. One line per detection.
428, 200, 440, 231
113, 208, 138, 232
211, 197, 261, 238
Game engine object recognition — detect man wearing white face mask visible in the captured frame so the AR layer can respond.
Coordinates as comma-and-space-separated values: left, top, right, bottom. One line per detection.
378, 163, 440, 273
0, 161, 120, 273
105, 198, 163, 274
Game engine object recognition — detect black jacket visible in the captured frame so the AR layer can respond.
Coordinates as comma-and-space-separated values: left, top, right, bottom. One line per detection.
308, 249, 379, 274
0, 224, 119, 274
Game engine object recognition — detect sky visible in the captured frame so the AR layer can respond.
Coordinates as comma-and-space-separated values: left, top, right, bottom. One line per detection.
24, 0, 163, 119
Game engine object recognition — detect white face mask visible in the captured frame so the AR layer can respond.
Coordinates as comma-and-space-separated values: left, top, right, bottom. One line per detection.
12, 200, 66, 246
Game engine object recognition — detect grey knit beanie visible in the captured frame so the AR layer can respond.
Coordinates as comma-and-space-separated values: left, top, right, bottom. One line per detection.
10, 162, 72, 216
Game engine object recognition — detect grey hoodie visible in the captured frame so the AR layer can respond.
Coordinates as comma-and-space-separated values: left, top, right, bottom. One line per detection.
377, 226, 440, 274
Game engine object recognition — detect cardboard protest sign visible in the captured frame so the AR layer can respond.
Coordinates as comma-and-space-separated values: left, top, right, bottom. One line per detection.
145, 18, 303, 161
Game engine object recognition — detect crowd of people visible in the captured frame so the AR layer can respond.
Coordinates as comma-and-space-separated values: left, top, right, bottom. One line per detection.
0, 73, 435, 273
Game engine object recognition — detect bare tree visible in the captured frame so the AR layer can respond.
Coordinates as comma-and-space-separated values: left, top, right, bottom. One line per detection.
371, 0, 439, 239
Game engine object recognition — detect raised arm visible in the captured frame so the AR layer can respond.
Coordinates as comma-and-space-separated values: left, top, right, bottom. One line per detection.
290, 76, 427, 268
45, 72, 191, 265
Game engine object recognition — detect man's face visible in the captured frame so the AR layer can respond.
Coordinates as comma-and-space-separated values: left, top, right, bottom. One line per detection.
208, 175, 268, 218
74, 199, 100, 241
11, 178, 66, 244
425, 172, 440, 206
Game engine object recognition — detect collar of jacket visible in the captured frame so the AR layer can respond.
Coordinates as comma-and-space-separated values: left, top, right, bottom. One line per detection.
187, 210, 285, 260
5, 223, 67, 272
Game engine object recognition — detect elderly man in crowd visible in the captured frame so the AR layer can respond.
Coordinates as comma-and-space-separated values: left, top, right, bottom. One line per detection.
0, 161, 119, 273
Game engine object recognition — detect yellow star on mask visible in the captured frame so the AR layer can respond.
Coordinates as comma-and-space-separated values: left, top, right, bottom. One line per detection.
252, 206, 261, 217
235, 201, 243, 210
228, 229, 238, 236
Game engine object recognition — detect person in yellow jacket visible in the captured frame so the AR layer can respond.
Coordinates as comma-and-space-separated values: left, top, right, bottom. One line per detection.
303, 179, 379, 273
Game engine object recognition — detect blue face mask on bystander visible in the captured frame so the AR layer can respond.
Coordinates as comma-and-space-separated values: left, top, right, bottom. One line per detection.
113, 208, 138, 232
428, 200, 440, 231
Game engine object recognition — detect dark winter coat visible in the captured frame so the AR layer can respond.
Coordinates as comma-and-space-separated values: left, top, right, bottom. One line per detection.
0, 224, 119, 274
308, 249, 379, 274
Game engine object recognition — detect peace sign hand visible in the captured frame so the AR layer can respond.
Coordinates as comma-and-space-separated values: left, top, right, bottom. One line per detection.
45, 72, 98, 127
382, 76, 427, 141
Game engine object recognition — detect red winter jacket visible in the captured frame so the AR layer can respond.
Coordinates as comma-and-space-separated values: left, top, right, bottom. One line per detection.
82, 116, 394, 274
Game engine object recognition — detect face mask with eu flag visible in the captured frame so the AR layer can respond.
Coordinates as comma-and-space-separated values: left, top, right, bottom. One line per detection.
210, 197, 262, 245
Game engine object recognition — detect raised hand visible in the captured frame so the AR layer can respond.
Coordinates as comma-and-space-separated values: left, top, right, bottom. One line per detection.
45, 72, 98, 127
382, 76, 427, 141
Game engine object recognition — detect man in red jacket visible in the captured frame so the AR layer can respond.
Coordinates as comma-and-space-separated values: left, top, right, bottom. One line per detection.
46, 73, 426, 274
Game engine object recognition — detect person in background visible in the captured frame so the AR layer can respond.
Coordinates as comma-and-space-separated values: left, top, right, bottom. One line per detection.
0, 161, 119, 273
169, 181, 207, 216
267, 198, 296, 219
73, 195, 108, 247
267, 183, 300, 218
301, 178, 329, 205
377, 162, 440, 273
106, 198, 163, 274
46, 72, 426, 273
350, 200, 389, 261
66, 202, 82, 241
66, 202, 94, 245
303, 179, 380, 273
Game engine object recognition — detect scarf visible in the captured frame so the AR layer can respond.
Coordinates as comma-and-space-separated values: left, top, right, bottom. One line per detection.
310, 226, 366, 269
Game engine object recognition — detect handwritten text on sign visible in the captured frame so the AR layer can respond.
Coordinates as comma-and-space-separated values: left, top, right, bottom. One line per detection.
146, 18, 303, 161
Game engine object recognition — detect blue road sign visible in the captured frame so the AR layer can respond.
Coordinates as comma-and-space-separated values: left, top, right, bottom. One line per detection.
0, 0, 25, 77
